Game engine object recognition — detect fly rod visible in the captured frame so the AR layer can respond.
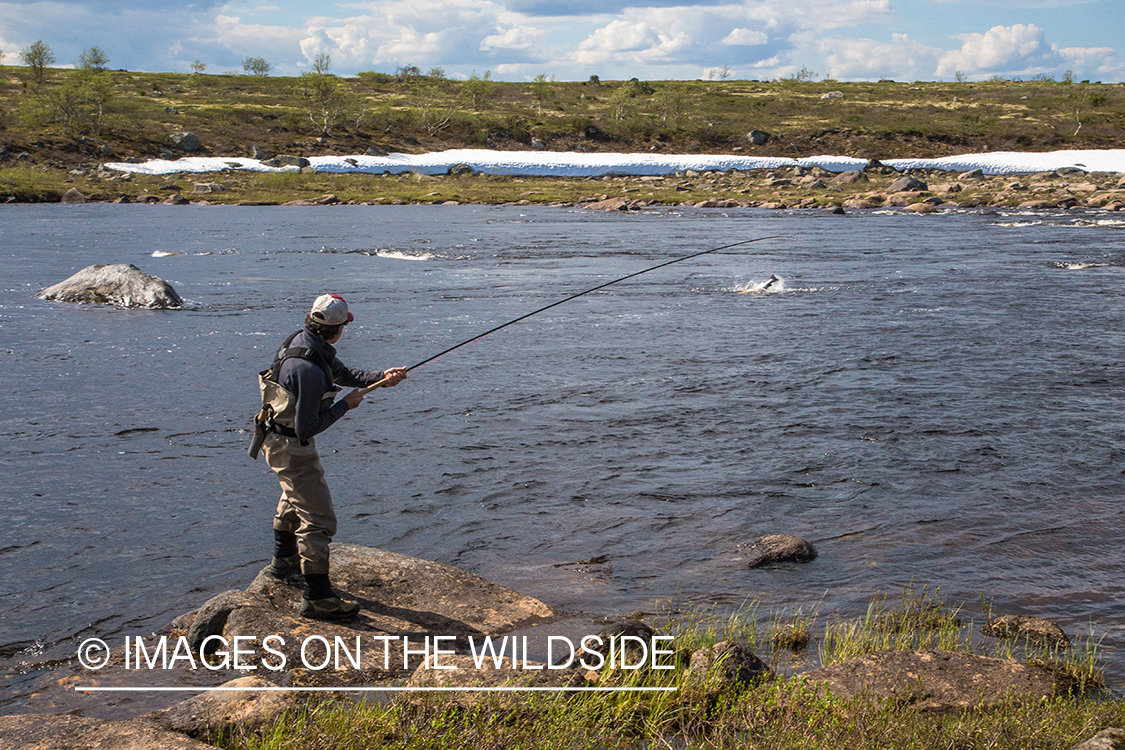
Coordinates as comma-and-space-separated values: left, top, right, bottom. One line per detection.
359, 235, 784, 395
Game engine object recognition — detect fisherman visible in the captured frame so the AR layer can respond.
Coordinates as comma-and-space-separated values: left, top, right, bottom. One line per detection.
256, 294, 407, 620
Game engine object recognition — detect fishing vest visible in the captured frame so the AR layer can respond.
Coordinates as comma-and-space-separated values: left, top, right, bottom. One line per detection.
258, 331, 341, 434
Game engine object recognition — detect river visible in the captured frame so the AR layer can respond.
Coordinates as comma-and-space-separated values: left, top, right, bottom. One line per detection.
1, 203, 1123, 712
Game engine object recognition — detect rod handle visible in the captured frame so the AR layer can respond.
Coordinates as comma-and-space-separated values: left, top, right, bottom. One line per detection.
357, 376, 391, 396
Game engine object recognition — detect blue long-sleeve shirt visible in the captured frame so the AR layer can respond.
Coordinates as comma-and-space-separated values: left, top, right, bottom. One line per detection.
276, 329, 384, 443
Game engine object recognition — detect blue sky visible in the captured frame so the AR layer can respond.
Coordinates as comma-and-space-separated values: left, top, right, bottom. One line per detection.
1, 0, 1122, 82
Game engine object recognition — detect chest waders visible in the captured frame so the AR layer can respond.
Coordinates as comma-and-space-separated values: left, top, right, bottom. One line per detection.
249, 331, 341, 458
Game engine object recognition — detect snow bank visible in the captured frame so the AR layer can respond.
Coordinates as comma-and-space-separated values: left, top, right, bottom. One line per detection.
105, 148, 1125, 178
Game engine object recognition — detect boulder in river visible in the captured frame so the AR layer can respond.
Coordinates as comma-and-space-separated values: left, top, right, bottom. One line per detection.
61, 188, 88, 204
730, 534, 817, 568
39, 264, 183, 309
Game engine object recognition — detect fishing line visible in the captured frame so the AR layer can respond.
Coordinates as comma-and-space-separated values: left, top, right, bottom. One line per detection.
360, 235, 785, 394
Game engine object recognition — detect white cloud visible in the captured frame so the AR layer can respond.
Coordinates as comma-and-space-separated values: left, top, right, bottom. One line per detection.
930, 22, 1123, 80
818, 33, 942, 79
298, 25, 373, 68
565, 0, 892, 76
1059, 45, 1125, 81
722, 28, 768, 46
481, 25, 545, 50
578, 20, 659, 54
935, 23, 1061, 77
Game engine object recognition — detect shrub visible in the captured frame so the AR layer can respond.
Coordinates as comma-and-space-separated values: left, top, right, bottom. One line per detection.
20, 40, 55, 86
242, 56, 272, 76
77, 47, 110, 72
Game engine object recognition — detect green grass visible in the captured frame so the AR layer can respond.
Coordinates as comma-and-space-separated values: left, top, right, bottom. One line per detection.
2, 68, 1124, 168
208, 586, 1120, 750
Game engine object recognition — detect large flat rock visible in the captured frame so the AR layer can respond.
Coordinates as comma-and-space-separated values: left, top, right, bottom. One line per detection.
802, 649, 1062, 711
27, 545, 555, 718
0, 715, 212, 750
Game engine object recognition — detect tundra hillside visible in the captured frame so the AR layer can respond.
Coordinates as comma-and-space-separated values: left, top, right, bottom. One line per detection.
1, 67, 1123, 204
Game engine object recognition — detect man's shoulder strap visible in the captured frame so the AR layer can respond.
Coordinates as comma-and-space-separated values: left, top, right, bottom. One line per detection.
272, 331, 333, 382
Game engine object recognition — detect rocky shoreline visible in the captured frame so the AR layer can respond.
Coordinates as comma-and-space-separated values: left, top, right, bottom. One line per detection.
24, 159, 1125, 210
1, 543, 1117, 750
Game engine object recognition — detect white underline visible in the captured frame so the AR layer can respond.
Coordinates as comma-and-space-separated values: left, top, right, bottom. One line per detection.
73, 686, 677, 693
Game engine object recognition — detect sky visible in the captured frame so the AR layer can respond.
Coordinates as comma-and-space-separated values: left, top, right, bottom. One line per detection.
0, 0, 1123, 83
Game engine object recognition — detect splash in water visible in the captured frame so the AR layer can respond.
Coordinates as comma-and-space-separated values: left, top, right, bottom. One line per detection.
737, 274, 785, 294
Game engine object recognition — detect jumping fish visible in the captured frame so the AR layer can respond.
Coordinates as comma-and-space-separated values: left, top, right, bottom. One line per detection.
739, 274, 782, 294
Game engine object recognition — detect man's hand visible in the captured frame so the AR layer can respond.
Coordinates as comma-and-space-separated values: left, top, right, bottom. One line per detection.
344, 389, 366, 410
380, 367, 408, 387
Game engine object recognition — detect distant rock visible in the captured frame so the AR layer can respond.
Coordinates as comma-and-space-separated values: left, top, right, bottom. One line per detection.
448, 163, 476, 176
832, 170, 868, 185
803, 649, 1063, 712
746, 130, 770, 146
821, 91, 845, 99
981, 614, 1070, 647
888, 175, 928, 192
584, 196, 637, 211
170, 132, 202, 153
864, 159, 895, 175
61, 187, 88, 204
731, 534, 817, 568
192, 182, 228, 194
250, 144, 269, 160
281, 194, 338, 206
264, 155, 311, 168
960, 168, 986, 180
40, 263, 183, 309
531, 138, 547, 151
904, 202, 937, 214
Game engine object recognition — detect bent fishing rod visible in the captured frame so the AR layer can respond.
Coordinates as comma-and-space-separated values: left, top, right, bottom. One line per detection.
359, 235, 784, 395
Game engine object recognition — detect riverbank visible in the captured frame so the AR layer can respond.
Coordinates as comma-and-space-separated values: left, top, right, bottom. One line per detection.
5, 159, 1125, 209
5, 544, 1121, 750
2, 68, 1124, 207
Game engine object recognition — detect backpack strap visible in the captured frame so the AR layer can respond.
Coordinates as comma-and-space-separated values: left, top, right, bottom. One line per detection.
271, 331, 334, 384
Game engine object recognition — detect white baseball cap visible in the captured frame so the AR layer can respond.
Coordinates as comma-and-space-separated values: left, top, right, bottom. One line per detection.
309, 293, 354, 325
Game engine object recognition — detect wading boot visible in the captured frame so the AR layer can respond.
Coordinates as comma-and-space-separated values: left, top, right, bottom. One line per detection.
301, 573, 360, 621
267, 530, 303, 585
268, 553, 302, 582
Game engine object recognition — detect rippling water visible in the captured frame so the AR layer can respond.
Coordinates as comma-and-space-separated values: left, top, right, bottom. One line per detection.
2, 203, 1123, 712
